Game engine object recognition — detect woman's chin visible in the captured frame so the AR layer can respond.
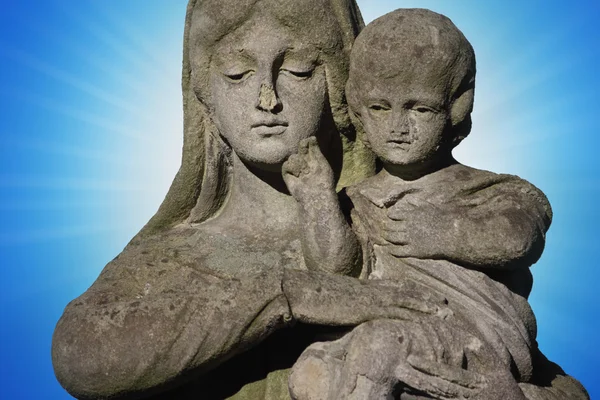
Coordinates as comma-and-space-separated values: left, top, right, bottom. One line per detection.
240, 156, 287, 173
238, 146, 297, 171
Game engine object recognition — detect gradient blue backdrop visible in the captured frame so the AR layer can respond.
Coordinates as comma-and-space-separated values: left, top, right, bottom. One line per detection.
1, 1, 598, 398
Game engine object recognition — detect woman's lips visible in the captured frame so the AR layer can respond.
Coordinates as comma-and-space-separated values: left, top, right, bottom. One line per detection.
251, 121, 289, 137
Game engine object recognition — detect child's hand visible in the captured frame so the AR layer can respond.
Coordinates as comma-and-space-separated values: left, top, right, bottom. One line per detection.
282, 137, 336, 204
381, 196, 456, 259
399, 355, 527, 400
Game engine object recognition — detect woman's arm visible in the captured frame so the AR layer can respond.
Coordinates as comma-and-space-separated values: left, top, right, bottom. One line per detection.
282, 268, 451, 325
52, 248, 291, 400
52, 238, 448, 399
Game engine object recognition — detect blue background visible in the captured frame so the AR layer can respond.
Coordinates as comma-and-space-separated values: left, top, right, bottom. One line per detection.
0, 1, 598, 398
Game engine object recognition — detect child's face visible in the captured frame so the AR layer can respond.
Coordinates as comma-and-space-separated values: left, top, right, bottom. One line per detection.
356, 73, 450, 167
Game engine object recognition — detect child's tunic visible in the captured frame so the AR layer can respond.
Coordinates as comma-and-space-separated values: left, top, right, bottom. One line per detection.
347, 163, 552, 382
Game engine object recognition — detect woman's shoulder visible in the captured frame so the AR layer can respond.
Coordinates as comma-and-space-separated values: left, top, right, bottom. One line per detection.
113, 222, 306, 281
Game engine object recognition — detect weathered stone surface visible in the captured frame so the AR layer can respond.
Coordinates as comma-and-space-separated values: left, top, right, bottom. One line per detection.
52, 2, 588, 400
286, 8, 588, 400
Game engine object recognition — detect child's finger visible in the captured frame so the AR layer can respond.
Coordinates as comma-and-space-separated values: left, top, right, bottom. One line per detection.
382, 228, 408, 245
387, 202, 417, 220
383, 219, 407, 232
282, 154, 306, 177
387, 208, 406, 221
393, 355, 487, 399
408, 355, 487, 388
298, 138, 310, 155
386, 244, 414, 258
405, 196, 433, 208
306, 136, 327, 163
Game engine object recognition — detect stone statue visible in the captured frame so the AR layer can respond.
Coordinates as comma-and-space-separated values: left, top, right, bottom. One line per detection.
51, 2, 589, 399
287, 9, 589, 400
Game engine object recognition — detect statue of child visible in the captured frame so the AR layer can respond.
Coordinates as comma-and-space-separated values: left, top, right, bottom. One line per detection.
283, 8, 581, 400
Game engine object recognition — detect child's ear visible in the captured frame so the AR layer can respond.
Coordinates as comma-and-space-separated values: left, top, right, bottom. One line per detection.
450, 88, 474, 127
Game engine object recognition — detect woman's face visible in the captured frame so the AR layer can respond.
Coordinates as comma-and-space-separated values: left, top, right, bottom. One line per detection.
209, 15, 331, 171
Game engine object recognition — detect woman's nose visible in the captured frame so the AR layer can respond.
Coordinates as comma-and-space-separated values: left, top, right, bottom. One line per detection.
256, 83, 282, 112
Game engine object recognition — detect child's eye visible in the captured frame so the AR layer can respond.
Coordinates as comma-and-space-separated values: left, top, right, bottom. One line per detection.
369, 104, 391, 112
224, 70, 253, 83
413, 105, 437, 114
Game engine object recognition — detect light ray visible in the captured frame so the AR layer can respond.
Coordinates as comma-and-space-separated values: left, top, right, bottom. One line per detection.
0, 175, 151, 192
0, 134, 137, 166
87, 1, 180, 77
477, 57, 576, 116
1, 91, 150, 142
0, 198, 139, 211
5, 7, 160, 99
462, 90, 593, 159
482, 27, 569, 86
0, 41, 148, 120
55, 3, 169, 85
0, 224, 131, 246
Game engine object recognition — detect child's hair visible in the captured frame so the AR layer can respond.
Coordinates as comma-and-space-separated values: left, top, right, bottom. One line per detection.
346, 8, 476, 147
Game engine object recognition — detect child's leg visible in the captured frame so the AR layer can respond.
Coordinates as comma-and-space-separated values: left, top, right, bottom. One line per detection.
290, 320, 406, 400
290, 319, 519, 400
290, 319, 460, 399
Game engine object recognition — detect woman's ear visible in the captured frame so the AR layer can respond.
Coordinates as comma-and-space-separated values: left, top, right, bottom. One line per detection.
450, 87, 474, 127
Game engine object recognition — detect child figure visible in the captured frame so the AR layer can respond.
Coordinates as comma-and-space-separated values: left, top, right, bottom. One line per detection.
283, 8, 573, 400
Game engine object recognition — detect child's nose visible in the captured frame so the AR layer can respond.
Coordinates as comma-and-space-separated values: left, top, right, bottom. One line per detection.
390, 110, 410, 134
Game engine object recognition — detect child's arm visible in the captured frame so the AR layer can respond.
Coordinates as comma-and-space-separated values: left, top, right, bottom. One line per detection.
283, 137, 362, 277
382, 178, 551, 271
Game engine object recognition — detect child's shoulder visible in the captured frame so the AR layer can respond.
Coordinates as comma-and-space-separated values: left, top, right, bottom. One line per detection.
436, 163, 503, 183
344, 164, 515, 207
444, 164, 552, 220
346, 173, 379, 197
346, 164, 551, 219
440, 163, 539, 191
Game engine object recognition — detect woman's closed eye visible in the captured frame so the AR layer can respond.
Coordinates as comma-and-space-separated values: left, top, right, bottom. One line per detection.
223, 70, 254, 83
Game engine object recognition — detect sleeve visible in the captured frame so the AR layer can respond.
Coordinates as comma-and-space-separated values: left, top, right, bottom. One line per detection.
344, 187, 374, 280
446, 172, 553, 271
461, 173, 551, 236
52, 238, 291, 400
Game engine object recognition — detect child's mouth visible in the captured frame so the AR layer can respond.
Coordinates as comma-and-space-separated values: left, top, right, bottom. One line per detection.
387, 139, 412, 147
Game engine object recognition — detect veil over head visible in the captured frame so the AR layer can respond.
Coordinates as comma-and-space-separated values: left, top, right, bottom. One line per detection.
136, 0, 373, 239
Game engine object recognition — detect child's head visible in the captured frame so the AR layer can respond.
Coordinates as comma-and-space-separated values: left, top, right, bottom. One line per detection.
346, 9, 475, 168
